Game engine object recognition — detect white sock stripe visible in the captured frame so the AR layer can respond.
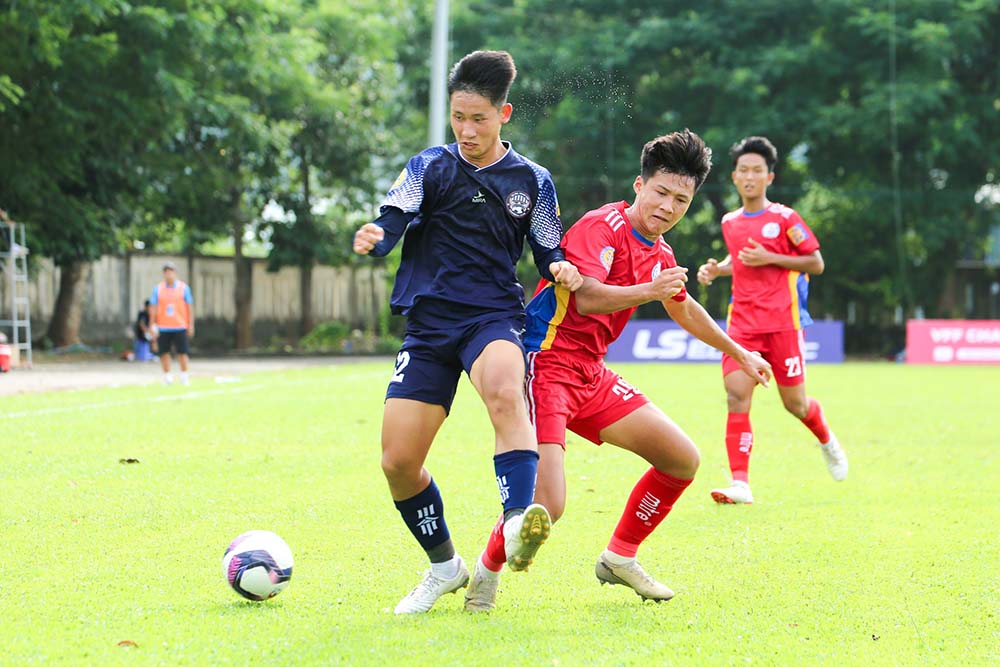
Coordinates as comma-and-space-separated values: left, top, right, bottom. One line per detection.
525, 351, 537, 429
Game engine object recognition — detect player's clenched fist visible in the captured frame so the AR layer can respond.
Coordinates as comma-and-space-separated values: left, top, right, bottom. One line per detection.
697, 258, 719, 285
651, 265, 688, 300
353, 223, 385, 255
739, 350, 772, 388
549, 260, 584, 292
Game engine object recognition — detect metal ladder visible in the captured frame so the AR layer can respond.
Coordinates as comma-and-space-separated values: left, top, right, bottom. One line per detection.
1, 222, 32, 368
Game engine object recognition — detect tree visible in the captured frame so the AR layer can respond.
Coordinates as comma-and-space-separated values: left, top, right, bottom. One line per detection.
0, 1, 201, 345
263, 0, 422, 337
451, 0, 1000, 342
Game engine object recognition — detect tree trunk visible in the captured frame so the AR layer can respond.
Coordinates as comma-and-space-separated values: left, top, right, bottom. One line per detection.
232, 194, 254, 350
299, 262, 314, 337
46, 260, 91, 347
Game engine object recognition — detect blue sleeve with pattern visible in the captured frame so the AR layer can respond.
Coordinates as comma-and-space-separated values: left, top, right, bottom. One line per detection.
370, 147, 443, 256
526, 165, 566, 281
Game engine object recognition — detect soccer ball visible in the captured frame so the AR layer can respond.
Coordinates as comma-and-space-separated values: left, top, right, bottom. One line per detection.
222, 530, 294, 601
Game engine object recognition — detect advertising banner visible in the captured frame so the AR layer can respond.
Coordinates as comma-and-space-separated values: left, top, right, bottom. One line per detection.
906, 320, 1000, 364
605, 320, 845, 363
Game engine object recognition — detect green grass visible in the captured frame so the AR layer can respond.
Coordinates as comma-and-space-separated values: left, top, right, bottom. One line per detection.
2, 361, 999, 666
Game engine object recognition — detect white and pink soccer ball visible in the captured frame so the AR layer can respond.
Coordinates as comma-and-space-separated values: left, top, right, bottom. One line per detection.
222, 530, 293, 601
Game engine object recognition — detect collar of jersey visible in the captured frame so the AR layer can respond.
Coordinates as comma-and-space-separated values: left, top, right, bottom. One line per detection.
618, 204, 657, 247
740, 203, 770, 218
454, 140, 512, 171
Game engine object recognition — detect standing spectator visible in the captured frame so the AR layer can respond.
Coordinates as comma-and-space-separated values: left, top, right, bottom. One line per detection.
149, 261, 194, 385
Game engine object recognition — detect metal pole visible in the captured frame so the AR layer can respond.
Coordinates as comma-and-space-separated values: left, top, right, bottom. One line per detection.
428, 0, 449, 147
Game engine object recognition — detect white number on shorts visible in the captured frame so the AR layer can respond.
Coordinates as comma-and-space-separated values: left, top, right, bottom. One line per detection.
611, 377, 636, 401
784, 356, 802, 378
391, 351, 411, 383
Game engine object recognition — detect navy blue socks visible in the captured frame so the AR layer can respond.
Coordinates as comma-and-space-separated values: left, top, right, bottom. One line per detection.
494, 449, 539, 519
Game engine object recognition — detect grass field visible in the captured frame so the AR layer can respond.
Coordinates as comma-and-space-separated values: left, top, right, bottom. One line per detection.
2, 360, 998, 666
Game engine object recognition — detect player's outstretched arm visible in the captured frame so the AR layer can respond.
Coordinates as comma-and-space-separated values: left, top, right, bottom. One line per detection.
353, 204, 417, 257
697, 254, 733, 285
575, 266, 688, 316
352, 223, 384, 255
549, 261, 584, 292
664, 296, 771, 387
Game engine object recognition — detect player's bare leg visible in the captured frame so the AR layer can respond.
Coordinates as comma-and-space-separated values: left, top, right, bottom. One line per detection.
533, 443, 567, 523
469, 340, 538, 457
712, 370, 757, 504
382, 399, 468, 614
778, 383, 847, 481
178, 353, 190, 385
470, 340, 550, 572
160, 351, 174, 384
595, 403, 699, 601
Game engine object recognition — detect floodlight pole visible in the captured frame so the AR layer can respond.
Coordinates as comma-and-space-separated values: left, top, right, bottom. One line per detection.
428, 0, 449, 147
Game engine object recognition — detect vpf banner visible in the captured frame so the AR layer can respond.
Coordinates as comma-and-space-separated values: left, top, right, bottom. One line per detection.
906, 320, 1000, 364
605, 320, 845, 363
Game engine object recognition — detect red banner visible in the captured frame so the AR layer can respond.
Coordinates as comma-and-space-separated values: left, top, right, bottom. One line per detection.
906, 320, 1000, 364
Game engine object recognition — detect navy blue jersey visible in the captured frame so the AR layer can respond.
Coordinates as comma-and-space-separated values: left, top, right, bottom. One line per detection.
369, 142, 565, 319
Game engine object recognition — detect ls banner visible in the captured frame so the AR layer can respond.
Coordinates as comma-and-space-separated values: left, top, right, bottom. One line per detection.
605, 320, 845, 363
906, 320, 1000, 364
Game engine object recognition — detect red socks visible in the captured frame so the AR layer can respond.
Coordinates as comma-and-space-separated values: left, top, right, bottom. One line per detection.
725, 412, 753, 483
801, 398, 831, 443
607, 468, 692, 558
482, 514, 506, 572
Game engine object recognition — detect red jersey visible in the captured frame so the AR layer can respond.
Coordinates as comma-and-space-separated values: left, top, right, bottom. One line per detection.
524, 201, 687, 359
721, 202, 820, 334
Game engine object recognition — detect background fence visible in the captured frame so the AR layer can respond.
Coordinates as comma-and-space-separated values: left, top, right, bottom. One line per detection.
2, 254, 386, 348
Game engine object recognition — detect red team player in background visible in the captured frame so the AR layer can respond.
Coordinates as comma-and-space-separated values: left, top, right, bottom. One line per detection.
463, 130, 773, 611
698, 136, 848, 505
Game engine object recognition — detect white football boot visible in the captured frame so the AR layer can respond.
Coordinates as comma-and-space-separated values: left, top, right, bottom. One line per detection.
710, 479, 754, 504
463, 557, 501, 612
503, 503, 551, 571
820, 432, 848, 481
595, 552, 674, 602
393, 556, 469, 614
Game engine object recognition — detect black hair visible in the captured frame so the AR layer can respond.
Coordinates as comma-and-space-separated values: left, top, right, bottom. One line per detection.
640, 129, 713, 190
730, 135, 778, 172
447, 50, 517, 108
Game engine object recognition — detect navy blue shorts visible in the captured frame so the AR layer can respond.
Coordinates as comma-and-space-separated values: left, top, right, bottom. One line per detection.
385, 314, 526, 413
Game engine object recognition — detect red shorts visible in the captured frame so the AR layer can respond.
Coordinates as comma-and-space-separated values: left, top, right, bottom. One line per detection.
722, 328, 806, 387
525, 350, 650, 447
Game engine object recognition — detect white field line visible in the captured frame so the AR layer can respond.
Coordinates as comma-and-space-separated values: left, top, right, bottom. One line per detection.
2, 369, 390, 420
2, 384, 268, 419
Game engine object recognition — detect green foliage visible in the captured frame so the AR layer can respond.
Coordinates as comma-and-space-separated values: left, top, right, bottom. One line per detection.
2, 362, 999, 663
297, 320, 351, 352
451, 0, 1000, 324
298, 320, 401, 354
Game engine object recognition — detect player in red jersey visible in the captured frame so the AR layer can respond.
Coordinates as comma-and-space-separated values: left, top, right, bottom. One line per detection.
463, 130, 773, 611
697, 136, 848, 505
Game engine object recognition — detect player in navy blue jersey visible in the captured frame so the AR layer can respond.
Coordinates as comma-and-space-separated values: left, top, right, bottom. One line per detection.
353, 50, 583, 614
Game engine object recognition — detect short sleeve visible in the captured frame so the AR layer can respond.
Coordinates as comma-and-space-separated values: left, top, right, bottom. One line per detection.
184, 285, 194, 303
150, 286, 159, 305
562, 215, 617, 282
785, 211, 820, 254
